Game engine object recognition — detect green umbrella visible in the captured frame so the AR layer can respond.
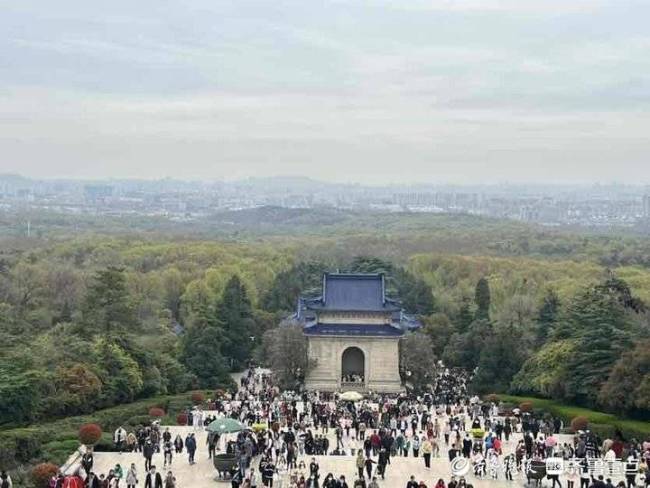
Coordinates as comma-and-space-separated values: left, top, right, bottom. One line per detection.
207, 417, 245, 434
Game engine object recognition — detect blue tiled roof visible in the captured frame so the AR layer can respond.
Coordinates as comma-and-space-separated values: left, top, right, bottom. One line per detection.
303, 322, 404, 337
306, 273, 399, 312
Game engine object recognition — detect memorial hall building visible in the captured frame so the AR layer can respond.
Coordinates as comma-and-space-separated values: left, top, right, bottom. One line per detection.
295, 272, 417, 393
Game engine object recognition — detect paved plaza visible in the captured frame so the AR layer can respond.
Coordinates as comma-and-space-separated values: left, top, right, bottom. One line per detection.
68, 422, 631, 488
60, 372, 636, 487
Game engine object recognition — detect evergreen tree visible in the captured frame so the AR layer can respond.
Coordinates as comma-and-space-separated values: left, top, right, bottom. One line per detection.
442, 318, 491, 370
82, 266, 136, 335
348, 256, 393, 275
395, 269, 435, 315
535, 289, 560, 346
565, 320, 631, 406
598, 339, 650, 415
563, 285, 634, 406
217, 275, 256, 370
262, 261, 328, 312
472, 324, 526, 394
456, 298, 474, 333
475, 277, 491, 321
181, 303, 230, 388
596, 276, 645, 313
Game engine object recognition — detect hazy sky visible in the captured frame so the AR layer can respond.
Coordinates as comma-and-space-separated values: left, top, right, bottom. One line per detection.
1, 0, 649, 184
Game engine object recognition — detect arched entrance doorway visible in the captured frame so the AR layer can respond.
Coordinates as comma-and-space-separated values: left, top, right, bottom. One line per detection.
341, 346, 365, 385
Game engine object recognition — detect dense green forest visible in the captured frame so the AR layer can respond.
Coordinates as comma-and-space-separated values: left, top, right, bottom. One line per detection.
1, 209, 649, 431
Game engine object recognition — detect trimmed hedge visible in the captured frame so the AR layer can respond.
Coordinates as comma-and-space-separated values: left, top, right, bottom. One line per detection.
148, 407, 165, 418
494, 394, 650, 439
570, 416, 589, 432
190, 391, 205, 404
519, 401, 533, 413
0, 393, 193, 470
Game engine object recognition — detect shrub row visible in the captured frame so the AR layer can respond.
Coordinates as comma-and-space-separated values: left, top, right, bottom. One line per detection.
0, 393, 194, 470
493, 394, 650, 440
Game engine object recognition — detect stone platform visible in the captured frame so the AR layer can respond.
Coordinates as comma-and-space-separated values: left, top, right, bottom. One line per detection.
73, 424, 631, 488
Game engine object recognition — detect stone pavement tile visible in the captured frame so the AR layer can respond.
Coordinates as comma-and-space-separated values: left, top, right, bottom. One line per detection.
78, 423, 628, 488
86, 444, 629, 488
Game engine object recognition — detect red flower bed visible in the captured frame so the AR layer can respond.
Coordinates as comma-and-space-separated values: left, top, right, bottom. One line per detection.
31, 463, 59, 488
176, 413, 188, 426
191, 391, 205, 404
149, 407, 165, 417
570, 416, 589, 432
519, 401, 533, 413
78, 423, 103, 445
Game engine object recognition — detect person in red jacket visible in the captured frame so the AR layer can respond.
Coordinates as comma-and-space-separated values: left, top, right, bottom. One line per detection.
370, 431, 381, 456
62, 472, 85, 488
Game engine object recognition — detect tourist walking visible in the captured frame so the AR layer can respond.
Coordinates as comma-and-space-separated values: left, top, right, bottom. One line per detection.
163, 440, 173, 468
126, 463, 138, 488
143, 440, 154, 471
174, 434, 183, 453
164, 471, 176, 488
356, 451, 365, 479
186, 433, 197, 465
422, 438, 433, 469
144, 467, 163, 488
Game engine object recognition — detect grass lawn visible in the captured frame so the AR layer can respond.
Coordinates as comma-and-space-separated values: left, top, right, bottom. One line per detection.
495, 394, 650, 438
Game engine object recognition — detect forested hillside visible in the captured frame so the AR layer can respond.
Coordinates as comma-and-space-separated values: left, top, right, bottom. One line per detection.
0, 239, 290, 424
1, 211, 649, 429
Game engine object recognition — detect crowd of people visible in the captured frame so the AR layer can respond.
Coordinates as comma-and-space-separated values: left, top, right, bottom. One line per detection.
18, 365, 650, 488
162, 367, 646, 488
341, 374, 365, 384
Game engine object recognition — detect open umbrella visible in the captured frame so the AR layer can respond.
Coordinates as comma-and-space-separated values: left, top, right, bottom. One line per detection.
207, 417, 245, 434
340, 391, 363, 402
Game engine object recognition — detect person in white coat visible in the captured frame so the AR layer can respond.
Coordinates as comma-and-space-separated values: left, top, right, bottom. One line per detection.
193, 408, 203, 430
126, 463, 138, 488
114, 426, 127, 453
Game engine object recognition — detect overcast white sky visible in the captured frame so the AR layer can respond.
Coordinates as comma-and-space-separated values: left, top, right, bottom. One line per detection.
1, 0, 649, 184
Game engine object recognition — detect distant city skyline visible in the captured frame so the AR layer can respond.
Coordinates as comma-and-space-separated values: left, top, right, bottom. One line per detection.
2, 172, 650, 231
2, 172, 650, 188
1, 1, 649, 184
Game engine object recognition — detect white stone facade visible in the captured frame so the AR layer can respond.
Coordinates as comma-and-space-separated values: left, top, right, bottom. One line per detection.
305, 335, 403, 393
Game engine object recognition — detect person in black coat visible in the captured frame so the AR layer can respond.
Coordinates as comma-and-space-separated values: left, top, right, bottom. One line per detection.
262, 461, 275, 487
85, 472, 99, 488
406, 475, 419, 488
144, 467, 163, 488
173, 434, 183, 454
143, 440, 155, 471
186, 433, 197, 464
81, 451, 94, 475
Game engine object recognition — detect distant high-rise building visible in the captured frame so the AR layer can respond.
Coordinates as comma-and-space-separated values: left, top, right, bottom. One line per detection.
643, 194, 650, 219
